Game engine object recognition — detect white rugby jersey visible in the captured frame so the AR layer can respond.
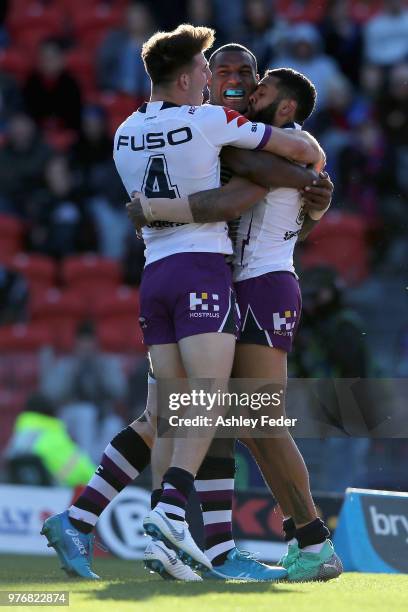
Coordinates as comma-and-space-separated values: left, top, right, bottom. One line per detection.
233, 122, 305, 282
113, 101, 271, 265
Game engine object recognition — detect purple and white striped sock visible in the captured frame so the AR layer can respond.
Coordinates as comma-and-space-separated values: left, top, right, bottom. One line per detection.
69, 426, 150, 533
155, 467, 194, 521
195, 457, 235, 566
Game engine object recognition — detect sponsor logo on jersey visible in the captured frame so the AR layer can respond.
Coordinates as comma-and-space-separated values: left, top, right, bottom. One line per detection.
284, 229, 301, 241
272, 310, 297, 335
189, 292, 220, 318
146, 220, 186, 229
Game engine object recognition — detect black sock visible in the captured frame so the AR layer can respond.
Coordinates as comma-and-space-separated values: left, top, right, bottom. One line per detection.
295, 518, 330, 549
151, 488, 163, 510
156, 467, 194, 521
283, 517, 296, 542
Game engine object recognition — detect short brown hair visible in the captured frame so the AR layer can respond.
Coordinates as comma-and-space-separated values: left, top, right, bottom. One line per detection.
142, 24, 215, 86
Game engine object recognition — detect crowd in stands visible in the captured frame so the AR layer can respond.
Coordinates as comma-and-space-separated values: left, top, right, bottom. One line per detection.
0, 0, 407, 492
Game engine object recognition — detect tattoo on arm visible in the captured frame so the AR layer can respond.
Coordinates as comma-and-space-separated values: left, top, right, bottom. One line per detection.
189, 190, 223, 223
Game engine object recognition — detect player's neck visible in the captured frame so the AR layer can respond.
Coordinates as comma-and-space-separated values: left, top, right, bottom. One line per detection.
150, 87, 190, 107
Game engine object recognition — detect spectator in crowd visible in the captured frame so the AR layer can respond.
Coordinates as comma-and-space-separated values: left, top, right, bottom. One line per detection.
186, 0, 226, 46
321, 0, 363, 85
0, 71, 23, 129
337, 119, 386, 218
363, 0, 408, 66
146, 0, 188, 31
4, 392, 95, 487
26, 155, 97, 258
0, 113, 53, 216
23, 37, 82, 131
0, 264, 28, 325
310, 73, 354, 186
71, 105, 113, 196
97, 2, 154, 97
271, 23, 342, 109
40, 321, 126, 462
234, 0, 288, 74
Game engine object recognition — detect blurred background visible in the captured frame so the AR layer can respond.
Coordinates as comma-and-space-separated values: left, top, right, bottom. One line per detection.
0, 0, 407, 498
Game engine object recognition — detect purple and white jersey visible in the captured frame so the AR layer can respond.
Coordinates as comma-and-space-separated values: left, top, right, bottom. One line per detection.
233, 122, 305, 282
113, 101, 271, 265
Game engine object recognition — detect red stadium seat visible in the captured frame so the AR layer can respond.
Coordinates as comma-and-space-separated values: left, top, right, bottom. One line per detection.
0, 323, 53, 352
276, 0, 327, 22
10, 253, 57, 295
71, 4, 124, 50
62, 254, 122, 301
31, 287, 86, 324
300, 212, 369, 286
93, 286, 140, 321
97, 319, 145, 353
7, 3, 63, 52
0, 215, 24, 260
0, 49, 33, 82
97, 92, 141, 135
0, 389, 28, 451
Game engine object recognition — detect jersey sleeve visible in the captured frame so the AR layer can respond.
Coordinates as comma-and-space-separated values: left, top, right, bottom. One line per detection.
196, 104, 272, 150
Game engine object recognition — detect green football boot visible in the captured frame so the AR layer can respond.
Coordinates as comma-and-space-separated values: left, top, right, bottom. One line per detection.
287, 540, 343, 582
278, 541, 299, 569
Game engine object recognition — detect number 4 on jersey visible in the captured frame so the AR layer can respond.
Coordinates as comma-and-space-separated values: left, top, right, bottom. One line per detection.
142, 155, 180, 199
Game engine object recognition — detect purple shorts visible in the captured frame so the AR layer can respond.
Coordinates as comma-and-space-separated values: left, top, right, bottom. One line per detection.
234, 271, 302, 352
139, 253, 239, 346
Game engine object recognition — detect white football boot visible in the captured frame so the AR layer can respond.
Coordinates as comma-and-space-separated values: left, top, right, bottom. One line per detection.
143, 509, 212, 571
144, 540, 202, 581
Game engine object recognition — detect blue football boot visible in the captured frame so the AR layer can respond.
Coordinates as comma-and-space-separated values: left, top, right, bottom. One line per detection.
203, 548, 288, 581
41, 511, 99, 579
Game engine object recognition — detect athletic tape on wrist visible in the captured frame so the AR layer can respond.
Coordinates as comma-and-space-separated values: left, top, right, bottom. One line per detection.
138, 193, 194, 223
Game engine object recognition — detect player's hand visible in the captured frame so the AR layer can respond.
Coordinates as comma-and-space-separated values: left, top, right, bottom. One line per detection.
126, 192, 148, 237
301, 171, 333, 214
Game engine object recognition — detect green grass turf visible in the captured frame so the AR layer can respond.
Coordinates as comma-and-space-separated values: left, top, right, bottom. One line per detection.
0, 556, 407, 612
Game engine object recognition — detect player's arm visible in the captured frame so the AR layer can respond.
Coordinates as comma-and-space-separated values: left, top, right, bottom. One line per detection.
126, 177, 267, 230
261, 127, 325, 170
220, 147, 318, 189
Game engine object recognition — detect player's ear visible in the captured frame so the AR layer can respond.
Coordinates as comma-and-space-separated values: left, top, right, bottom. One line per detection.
179, 72, 190, 91
279, 98, 297, 119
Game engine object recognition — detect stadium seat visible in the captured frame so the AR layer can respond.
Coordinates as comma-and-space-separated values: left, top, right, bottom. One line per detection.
7, 3, 63, 53
70, 3, 124, 50
97, 92, 142, 135
276, 0, 327, 22
97, 319, 145, 353
300, 212, 369, 286
0, 215, 24, 260
31, 287, 86, 324
0, 49, 33, 82
62, 254, 122, 300
0, 323, 53, 352
0, 389, 28, 452
10, 253, 57, 296
92, 285, 140, 320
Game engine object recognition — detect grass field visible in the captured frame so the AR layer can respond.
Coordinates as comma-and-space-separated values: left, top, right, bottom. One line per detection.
0, 556, 407, 612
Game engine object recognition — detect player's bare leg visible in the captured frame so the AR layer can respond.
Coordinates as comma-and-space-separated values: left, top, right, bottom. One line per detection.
234, 343, 342, 581
143, 336, 236, 571
235, 344, 317, 527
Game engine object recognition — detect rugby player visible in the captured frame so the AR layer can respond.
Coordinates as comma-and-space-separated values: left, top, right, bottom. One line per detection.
41, 29, 326, 581
128, 51, 342, 582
